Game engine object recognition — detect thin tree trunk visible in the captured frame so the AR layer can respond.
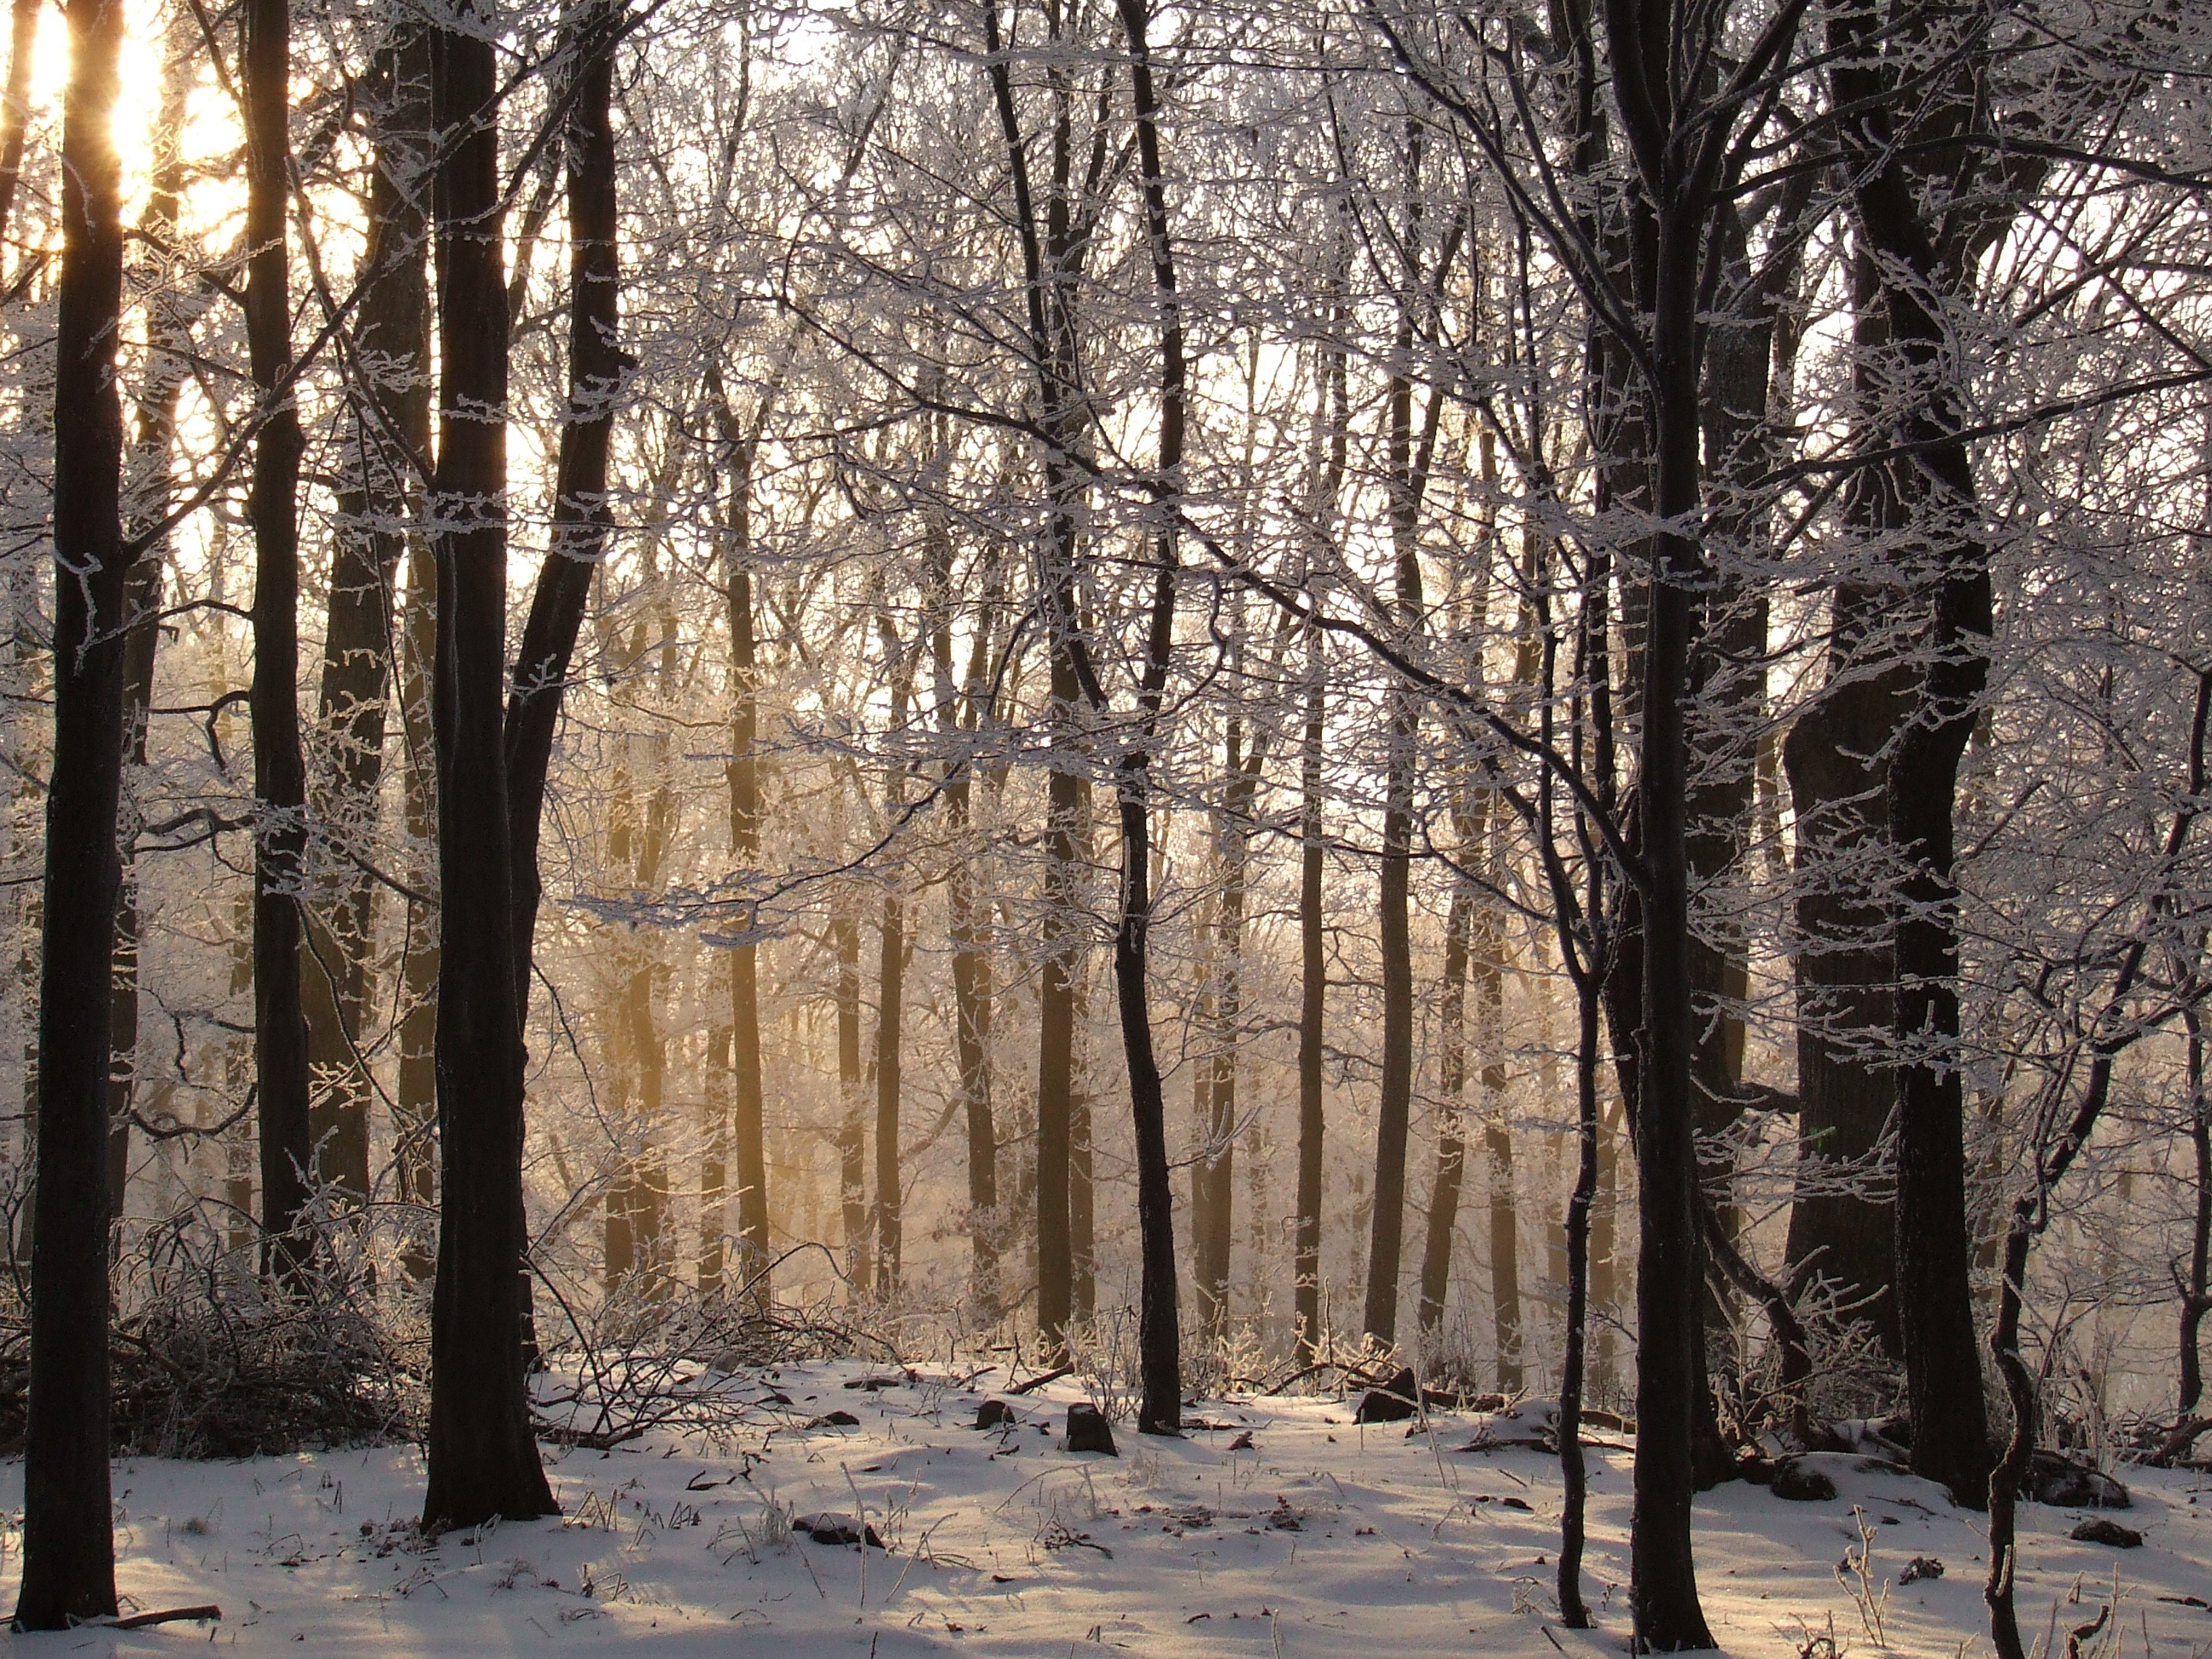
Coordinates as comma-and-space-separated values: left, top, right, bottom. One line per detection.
500, 0, 626, 1348
1110, 0, 1185, 1433
1069, 952, 1096, 1324
105, 32, 197, 1226
1476, 848, 1522, 1392
1558, 954, 1605, 1629
834, 908, 868, 1290
1196, 717, 1260, 1342
1293, 283, 1347, 1365
1417, 888, 1471, 1335
306, 17, 434, 1207
14, 0, 129, 1621
1361, 146, 1456, 1349
2183, 1010, 2210, 1417
421, 0, 556, 1530
699, 1024, 730, 1294
396, 539, 439, 1275
245, 0, 312, 1271
505, 0, 624, 1009
0, 0, 38, 259
873, 888, 905, 1294
724, 521, 771, 1287
940, 559, 998, 1318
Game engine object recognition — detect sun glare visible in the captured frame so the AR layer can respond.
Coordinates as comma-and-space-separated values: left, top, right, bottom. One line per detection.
29, 0, 201, 224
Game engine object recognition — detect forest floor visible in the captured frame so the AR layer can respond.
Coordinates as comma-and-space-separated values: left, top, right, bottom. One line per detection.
1, 1358, 2208, 1656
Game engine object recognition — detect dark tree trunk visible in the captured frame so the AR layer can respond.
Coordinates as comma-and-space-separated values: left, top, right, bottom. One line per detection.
421, 0, 556, 1531
14, 0, 129, 1623
1364, 686, 1416, 1350
1293, 282, 1347, 1365
1832, 12, 1998, 1510
308, 16, 434, 1207
1780, 250, 1912, 1354
2183, 1013, 2210, 1417
501, 0, 626, 1342
245, 0, 312, 1270
1110, 0, 1186, 1434
505, 0, 623, 1013
1558, 958, 1606, 1630
1034, 711, 1081, 1348
1476, 867, 1522, 1391
1294, 620, 1327, 1363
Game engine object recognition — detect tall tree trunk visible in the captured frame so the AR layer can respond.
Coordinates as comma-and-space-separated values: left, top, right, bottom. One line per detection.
246, 0, 312, 1270
834, 907, 868, 1290
106, 30, 197, 1226
307, 17, 434, 1207
421, 0, 556, 1530
1293, 276, 1348, 1365
2183, 1011, 2210, 1417
939, 546, 998, 1317
873, 888, 905, 1294
1110, 0, 1186, 1434
502, 0, 626, 1347
699, 1024, 731, 1294
505, 0, 623, 1015
722, 494, 771, 1287
1476, 830, 1522, 1391
1069, 952, 1096, 1324
14, 0, 129, 1622
1831, 9, 1998, 1508
1360, 145, 1455, 1349
1194, 718, 1258, 1341
1780, 246, 1909, 1356
1417, 886, 1471, 1336
396, 541, 439, 1275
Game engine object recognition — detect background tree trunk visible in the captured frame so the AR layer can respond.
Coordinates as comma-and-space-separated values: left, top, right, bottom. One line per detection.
305, 18, 434, 1208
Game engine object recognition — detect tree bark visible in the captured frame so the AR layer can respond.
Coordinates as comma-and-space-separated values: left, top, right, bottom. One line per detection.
1417, 886, 1471, 1336
245, 0, 312, 1272
14, 0, 130, 1622
1779, 247, 1911, 1355
873, 888, 905, 1293
306, 17, 434, 1207
1831, 4, 1998, 1507
721, 474, 771, 1288
2183, 1011, 2210, 1417
421, 0, 556, 1530
106, 31, 197, 1226
834, 907, 868, 1289
938, 543, 998, 1317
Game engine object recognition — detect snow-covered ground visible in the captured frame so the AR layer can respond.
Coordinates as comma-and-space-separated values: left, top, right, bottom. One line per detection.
2, 1360, 2206, 1656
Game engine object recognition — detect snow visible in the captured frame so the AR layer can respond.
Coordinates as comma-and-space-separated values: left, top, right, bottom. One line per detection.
3, 1360, 2207, 1656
